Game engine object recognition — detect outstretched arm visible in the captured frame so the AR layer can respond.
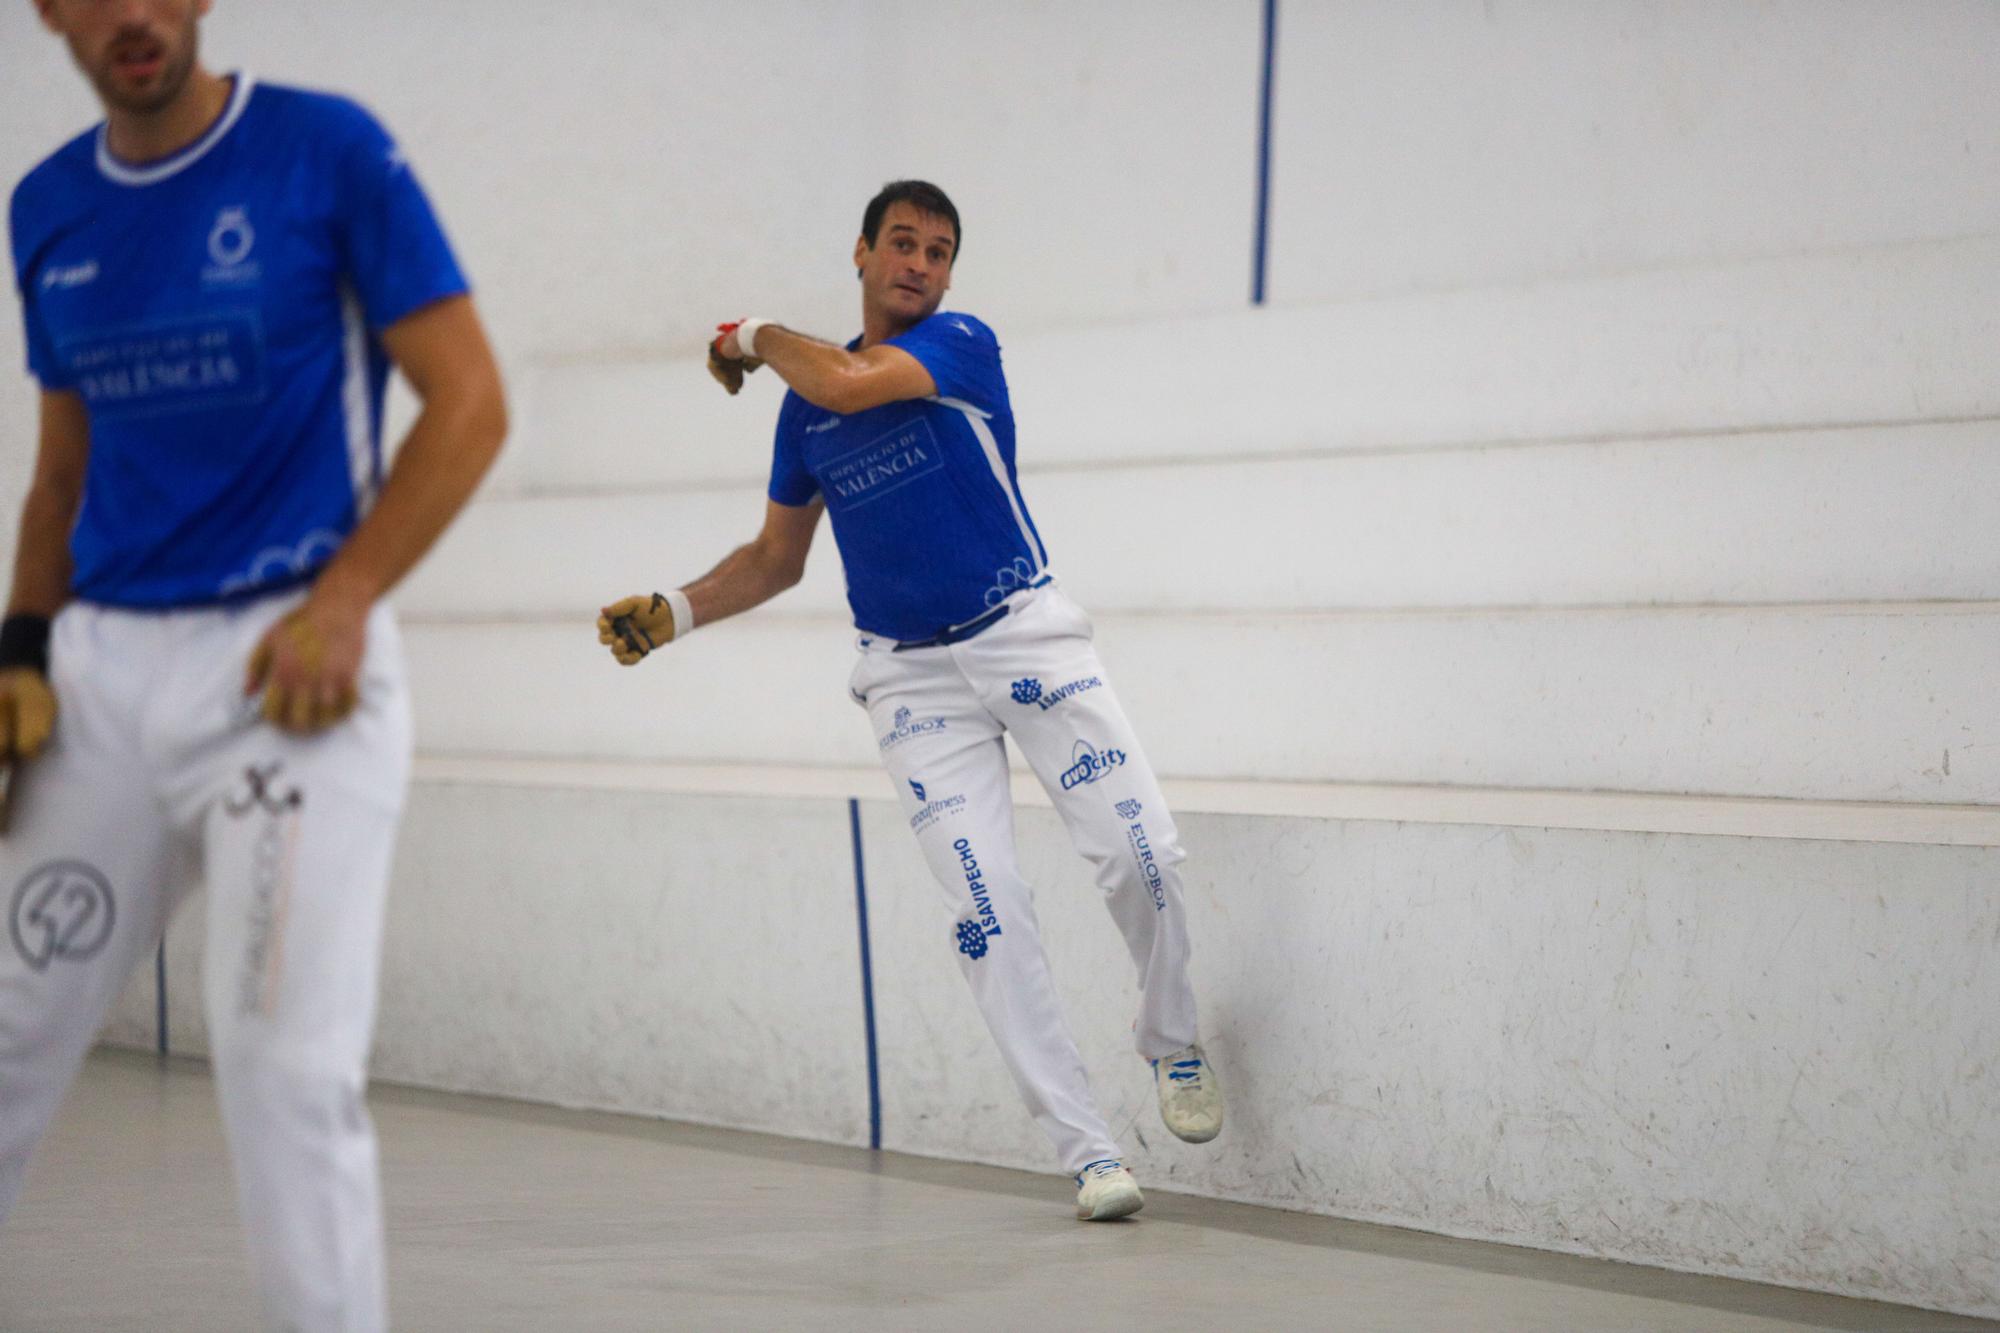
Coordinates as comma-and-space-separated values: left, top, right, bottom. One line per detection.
597, 497, 824, 664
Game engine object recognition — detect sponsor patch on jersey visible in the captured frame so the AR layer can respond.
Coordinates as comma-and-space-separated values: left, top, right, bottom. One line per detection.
57, 311, 268, 420
819, 418, 945, 513
40, 259, 100, 290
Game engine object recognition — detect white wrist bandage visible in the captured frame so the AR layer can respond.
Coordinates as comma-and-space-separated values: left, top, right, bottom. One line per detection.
665, 588, 695, 639
734, 318, 772, 360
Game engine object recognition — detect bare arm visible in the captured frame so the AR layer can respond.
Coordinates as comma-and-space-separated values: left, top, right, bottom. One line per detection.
313, 294, 508, 611
597, 498, 822, 664
684, 497, 824, 625
0, 390, 89, 762
724, 324, 936, 416
247, 293, 507, 730
6, 389, 88, 619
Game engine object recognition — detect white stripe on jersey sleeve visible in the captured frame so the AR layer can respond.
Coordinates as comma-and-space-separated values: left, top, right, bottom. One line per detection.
339, 285, 377, 517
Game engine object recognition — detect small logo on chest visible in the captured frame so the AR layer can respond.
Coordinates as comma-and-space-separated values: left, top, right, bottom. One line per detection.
40, 259, 100, 291
203, 206, 261, 285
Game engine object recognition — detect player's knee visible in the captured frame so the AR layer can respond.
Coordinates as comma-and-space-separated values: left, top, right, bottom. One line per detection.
942, 838, 1038, 962
1088, 814, 1184, 900
206, 1017, 362, 1113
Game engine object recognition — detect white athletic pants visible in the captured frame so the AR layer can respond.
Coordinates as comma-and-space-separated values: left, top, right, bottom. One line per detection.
850, 581, 1197, 1176
0, 593, 410, 1333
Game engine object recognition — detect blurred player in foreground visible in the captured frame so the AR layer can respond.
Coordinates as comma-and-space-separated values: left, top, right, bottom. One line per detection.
1, 2, 505, 1326
597, 180, 1221, 1221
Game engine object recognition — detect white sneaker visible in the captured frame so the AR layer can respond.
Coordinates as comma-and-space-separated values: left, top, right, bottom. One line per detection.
1153, 1043, 1223, 1143
1074, 1160, 1144, 1221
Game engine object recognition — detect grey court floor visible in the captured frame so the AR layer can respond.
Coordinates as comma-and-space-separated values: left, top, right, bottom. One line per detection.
3, 1053, 1995, 1332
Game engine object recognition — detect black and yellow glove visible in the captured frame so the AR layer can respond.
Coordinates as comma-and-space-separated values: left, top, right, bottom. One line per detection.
597, 592, 681, 665
0, 613, 57, 763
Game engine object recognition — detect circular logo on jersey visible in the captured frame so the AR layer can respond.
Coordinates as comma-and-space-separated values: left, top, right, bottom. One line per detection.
208, 207, 256, 268
9, 860, 116, 972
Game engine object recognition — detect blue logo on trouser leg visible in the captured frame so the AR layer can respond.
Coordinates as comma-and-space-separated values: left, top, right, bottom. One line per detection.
953, 838, 1003, 956
1011, 676, 1103, 711
1059, 739, 1128, 790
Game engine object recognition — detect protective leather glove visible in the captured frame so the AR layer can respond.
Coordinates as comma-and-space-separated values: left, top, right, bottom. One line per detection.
0, 667, 56, 761
597, 592, 681, 665
707, 320, 765, 395
244, 606, 363, 734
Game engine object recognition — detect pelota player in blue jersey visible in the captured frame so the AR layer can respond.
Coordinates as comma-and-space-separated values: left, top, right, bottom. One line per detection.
597, 181, 1224, 1221
1, 2, 505, 1327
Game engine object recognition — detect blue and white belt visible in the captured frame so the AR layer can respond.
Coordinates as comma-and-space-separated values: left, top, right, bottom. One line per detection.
891, 575, 1052, 652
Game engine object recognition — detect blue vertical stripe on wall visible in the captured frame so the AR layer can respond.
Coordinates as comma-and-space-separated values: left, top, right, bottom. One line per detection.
849, 798, 883, 1150
155, 940, 168, 1057
1252, 0, 1278, 305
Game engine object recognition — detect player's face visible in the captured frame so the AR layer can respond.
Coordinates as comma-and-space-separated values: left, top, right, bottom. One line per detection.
855, 203, 956, 328
36, 0, 210, 116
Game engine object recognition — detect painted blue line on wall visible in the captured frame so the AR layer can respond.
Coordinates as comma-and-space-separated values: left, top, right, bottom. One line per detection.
1252, 0, 1278, 306
154, 940, 167, 1057
849, 798, 882, 1151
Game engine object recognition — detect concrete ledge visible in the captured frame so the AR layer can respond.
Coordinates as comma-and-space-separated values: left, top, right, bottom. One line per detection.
413, 754, 2000, 848
400, 604, 2000, 804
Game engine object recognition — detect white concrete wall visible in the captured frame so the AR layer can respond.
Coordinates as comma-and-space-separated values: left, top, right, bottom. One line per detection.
13, 0, 2000, 1318
108, 788, 2000, 1318
395, 236, 2000, 803
0, 0, 1260, 560
1270, 0, 2000, 301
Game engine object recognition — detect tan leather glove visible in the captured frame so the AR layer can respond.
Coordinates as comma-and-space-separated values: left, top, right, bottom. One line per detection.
244, 604, 364, 734
0, 667, 56, 761
597, 593, 680, 665
706, 321, 764, 395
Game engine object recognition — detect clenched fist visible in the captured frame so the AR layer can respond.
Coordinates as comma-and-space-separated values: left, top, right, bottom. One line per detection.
597, 593, 680, 665
707, 321, 765, 395
0, 667, 56, 761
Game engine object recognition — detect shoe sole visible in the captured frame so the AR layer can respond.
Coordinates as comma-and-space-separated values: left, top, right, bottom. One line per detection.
1077, 1184, 1145, 1221
1165, 1119, 1222, 1144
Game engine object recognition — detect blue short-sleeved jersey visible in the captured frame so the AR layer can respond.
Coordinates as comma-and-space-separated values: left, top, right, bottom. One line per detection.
768, 311, 1050, 640
7, 74, 469, 608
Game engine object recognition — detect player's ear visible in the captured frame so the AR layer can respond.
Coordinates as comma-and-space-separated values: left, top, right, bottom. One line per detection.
32, 0, 62, 35
853, 234, 869, 278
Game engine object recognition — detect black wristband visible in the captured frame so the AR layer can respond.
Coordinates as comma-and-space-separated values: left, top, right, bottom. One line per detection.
0, 614, 51, 675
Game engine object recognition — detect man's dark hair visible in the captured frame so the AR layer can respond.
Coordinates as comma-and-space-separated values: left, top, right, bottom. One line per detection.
860, 180, 961, 261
